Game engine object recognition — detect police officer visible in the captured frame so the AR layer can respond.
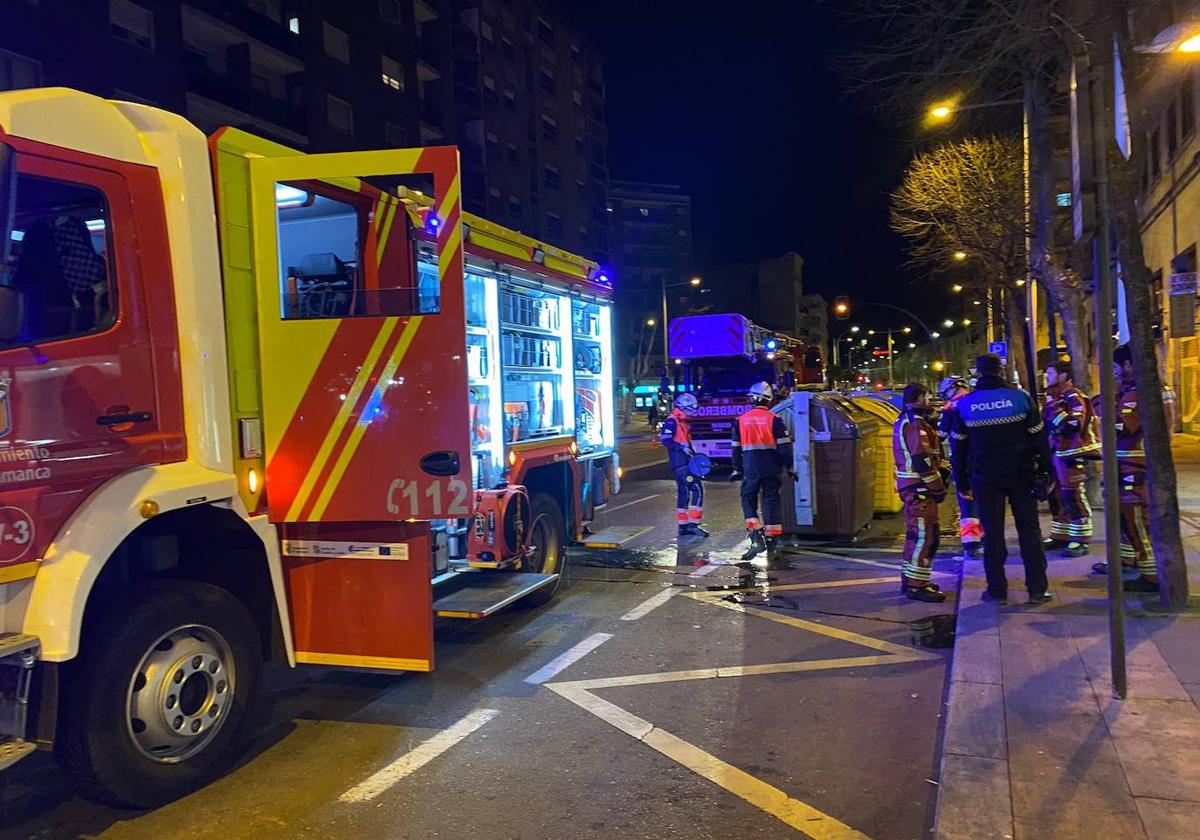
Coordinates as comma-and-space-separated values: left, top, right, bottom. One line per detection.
1092, 345, 1158, 592
895, 383, 948, 602
1043, 360, 1099, 557
731, 382, 792, 562
938, 377, 983, 559
949, 353, 1053, 604
661, 392, 708, 538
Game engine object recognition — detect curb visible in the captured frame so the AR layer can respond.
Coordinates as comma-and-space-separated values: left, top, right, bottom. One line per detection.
931, 559, 1013, 840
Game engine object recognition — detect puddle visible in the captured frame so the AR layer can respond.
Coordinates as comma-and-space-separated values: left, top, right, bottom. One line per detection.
908, 614, 957, 648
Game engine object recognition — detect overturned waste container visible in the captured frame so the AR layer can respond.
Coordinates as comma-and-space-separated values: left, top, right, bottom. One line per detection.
773, 392, 878, 539
849, 396, 903, 515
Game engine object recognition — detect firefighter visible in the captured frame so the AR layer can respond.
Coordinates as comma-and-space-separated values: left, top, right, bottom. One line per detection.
1092, 345, 1158, 592
731, 381, 792, 562
661, 392, 708, 538
938, 376, 983, 559
949, 353, 1053, 604
895, 383, 948, 602
1042, 360, 1099, 557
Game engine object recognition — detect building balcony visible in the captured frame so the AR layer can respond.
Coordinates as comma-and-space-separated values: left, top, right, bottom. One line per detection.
183, 55, 306, 135
185, 0, 302, 60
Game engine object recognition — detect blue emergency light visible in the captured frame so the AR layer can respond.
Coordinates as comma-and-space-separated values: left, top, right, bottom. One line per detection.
425, 214, 441, 235
765, 339, 778, 351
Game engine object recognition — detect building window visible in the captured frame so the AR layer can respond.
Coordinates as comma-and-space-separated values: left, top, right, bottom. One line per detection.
110, 0, 155, 51
539, 70, 556, 95
509, 195, 521, 220
323, 22, 351, 64
0, 49, 41, 90
501, 36, 515, 58
1182, 78, 1195, 140
489, 186, 501, 199
287, 14, 300, 34
326, 94, 353, 132
572, 89, 582, 107
483, 75, 497, 107
503, 89, 516, 111
1168, 101, 1179, 158
382, 56, 404, 91
544, 165, 560, 190
505, 142, 519, 166
542, 115, 558, 141
1150, 128, 1161, 180
537, 17, 554, 46
385, 121, 407, 147
545, 213, 562, 241
571, 44, 581, 63
380, 0, 402, 25
485, 132, 500, 162
481, 21, 494, 42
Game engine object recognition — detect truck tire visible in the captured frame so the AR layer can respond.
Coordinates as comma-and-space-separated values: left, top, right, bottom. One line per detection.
521, 492, 566, 606
56, 580, 262, 808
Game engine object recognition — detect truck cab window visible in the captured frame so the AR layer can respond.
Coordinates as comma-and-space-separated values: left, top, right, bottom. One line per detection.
1, 175, 115, 347
276, 181, 429, 319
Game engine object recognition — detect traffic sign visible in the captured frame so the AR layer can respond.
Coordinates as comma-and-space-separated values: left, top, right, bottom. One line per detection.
988, 341, 1007, 362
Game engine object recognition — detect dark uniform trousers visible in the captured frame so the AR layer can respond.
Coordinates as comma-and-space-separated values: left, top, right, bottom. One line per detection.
973, 472, 1049, 597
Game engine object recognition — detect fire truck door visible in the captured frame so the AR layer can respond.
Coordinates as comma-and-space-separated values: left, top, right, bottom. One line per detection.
246, 148, 469, 672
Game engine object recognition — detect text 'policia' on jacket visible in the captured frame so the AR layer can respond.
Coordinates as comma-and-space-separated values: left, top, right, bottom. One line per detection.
948, 375, 1050, 484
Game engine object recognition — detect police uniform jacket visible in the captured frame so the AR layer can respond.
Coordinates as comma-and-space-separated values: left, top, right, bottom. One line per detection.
949, 375, 1051, 486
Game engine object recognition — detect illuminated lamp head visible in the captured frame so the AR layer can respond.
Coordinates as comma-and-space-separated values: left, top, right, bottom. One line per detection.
425, 213, 441, 236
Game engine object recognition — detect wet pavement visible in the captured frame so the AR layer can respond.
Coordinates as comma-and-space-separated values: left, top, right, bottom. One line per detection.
1, 463, 956, 840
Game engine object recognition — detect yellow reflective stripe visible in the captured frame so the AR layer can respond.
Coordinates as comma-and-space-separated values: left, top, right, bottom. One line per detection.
0, 560, 38, 584
284, 318, 398, 521
307, 317, 423, 520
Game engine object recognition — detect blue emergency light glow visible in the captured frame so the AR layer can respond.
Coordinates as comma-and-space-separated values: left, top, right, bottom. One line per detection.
765, 339, 778, 351
598, 273, 610, 285
425, 214, 441, 235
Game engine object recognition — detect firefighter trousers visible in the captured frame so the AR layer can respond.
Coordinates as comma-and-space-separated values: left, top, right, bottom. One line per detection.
741, 471, 782, 536
973, 473, 1049, 597
1050, 456, 1092, 545
673, 467, 704, 524
1119, 484, 1156, 581
901, 489, 940, 586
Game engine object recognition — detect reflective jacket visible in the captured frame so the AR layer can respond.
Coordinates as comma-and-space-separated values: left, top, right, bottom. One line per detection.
893, 409, 946, 497
1043, 382, 1100, 458
731, 405, 791, 475
660, 407, 693, 471
1113, 385, 1145, 479
949, 375, 1051, 486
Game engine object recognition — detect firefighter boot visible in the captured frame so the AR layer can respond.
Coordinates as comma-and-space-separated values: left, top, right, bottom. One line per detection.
1062, 541, 1089, 558
905, 584, 947, 603
742, 529, 767, 560
680, 523, 710, 538
765, 537, 788, 570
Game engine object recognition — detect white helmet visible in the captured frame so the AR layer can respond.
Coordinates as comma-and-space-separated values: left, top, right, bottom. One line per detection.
749, 381, 774, 403
675, 392, 698, 412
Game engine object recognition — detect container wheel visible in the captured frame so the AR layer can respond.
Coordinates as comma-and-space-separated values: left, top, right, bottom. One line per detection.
521, 492, 566, 606
56, 580, 261, 808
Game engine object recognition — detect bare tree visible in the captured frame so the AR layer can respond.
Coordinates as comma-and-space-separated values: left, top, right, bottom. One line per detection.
891, 136, 1034, 385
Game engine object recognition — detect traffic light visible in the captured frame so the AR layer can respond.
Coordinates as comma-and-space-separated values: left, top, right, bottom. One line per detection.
833, 296, 850, 320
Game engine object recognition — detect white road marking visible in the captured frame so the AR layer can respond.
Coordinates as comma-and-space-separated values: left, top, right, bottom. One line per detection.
688, 562, 722, 578
339, 708, 499, 803
601, 493, 661, 514
523, 632, 614, 684
620, 586, 677, 621
623, 457, 669, 471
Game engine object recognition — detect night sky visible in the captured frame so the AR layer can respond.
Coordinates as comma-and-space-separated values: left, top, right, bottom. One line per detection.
562, 1, 941, 331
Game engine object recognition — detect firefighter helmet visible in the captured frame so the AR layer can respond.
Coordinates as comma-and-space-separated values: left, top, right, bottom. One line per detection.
938, 377, 968, 400
675, 392, 698, 413
748, 381, 774, 404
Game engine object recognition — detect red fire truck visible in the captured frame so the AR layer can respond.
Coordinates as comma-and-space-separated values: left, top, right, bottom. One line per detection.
667, 314, 823, 462
0, 88, 618, 805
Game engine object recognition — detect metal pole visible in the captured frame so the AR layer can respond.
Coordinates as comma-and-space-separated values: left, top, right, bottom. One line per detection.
888, 331, 895, 385
1089, 58, 1127, 700
1023, 85, 1040, 403
660, 274, 670, 371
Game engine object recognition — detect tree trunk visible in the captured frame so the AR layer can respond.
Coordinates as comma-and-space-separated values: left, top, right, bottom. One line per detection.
1106, 100, 1189, 606
1005, 286, 1032, 391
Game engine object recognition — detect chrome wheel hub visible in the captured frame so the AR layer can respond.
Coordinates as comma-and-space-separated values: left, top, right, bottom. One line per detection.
126, 625, 235, 763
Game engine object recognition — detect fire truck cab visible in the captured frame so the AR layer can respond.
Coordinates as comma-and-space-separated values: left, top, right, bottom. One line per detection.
667, 313, 821, 463
0, 88, 617, 806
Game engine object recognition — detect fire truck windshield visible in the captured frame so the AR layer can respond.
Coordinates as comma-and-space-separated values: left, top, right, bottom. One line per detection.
692, 357, 791, 396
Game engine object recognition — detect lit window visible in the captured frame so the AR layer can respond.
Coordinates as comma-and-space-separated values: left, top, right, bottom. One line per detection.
382, 55, 404, 91
287, 15, 300, 34
1056, 192, 1072, 207
109, 0, 155, 51
323, 22, 351, 64
326, 94, 354, 132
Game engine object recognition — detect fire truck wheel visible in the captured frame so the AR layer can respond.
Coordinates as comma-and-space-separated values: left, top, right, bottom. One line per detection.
522, 492, 566, 606
56, 580, 262, 808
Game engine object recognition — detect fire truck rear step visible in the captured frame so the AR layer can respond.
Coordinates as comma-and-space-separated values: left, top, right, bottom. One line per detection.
581, 525, 652, 548
1, 633, 39, 771
433, 573, 558, 619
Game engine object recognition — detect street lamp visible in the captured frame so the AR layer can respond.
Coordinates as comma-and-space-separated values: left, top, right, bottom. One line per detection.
942, 319, 955, 328
646, 318, 656, 326
951, 283, 964, 293
903, 326, 912, 334
850, 325, 860, 333
953, 251, 967, 261
689, 276, 702, 286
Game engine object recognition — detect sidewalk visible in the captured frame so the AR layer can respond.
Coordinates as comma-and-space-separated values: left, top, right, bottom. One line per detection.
936, 436, 1200, 840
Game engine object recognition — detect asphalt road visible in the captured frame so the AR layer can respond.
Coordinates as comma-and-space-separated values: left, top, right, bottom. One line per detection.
0, 466, 955, 840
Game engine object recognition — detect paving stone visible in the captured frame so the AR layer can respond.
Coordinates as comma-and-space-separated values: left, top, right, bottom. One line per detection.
936, 754, 1013, 840
952, 633, 1001, 684
958, 600, 1000, 636
1011, 766, 1139, 824
1013, 812, 1146, 840
1139, 618, 1200, 685
944, 681, 1007, 759
1006, 710, 1121, 781
1073, 635, 1193, 702
1182, 682, 1200, 710
1135, 797, 1200, 840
